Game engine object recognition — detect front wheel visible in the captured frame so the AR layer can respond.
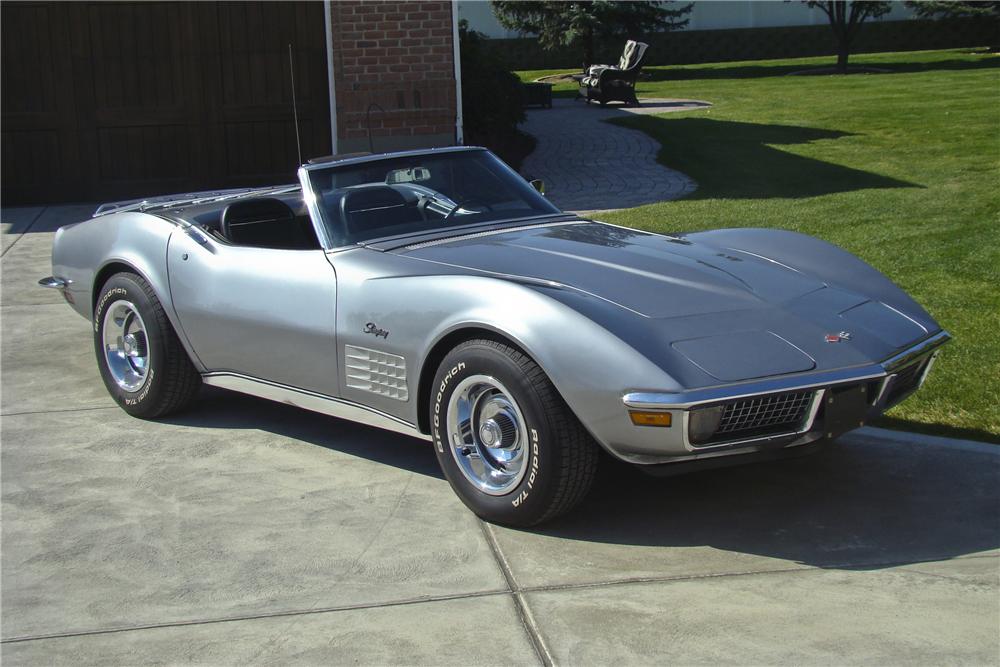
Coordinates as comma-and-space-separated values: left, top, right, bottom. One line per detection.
94, 272, 201, 418
430, 339, 598, 526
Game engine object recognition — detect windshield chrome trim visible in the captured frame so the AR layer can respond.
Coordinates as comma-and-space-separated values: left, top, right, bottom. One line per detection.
298, 165, 337, 249
301, 145, 486, 171
297, 147, 570, 251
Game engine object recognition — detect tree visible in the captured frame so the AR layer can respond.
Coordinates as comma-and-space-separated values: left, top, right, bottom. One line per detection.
803, 1, 893, 73
905, 1, 1000, 51
490, 1, 692, 68
906, 1, 1000, 20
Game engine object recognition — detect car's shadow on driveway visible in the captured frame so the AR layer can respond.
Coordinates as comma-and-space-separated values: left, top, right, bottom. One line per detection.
539, 439, 999, 569
167, 388, 998, 570
161, 386, 444, 480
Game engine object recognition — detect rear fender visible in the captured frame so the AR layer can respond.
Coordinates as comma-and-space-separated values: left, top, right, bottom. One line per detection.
51, 211, 205, 370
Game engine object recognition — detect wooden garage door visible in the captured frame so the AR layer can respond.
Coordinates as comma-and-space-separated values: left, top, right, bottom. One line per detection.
1, 1, 331, 205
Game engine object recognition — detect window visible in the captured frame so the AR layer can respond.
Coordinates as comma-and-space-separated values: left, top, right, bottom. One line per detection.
306, 149, 560, 246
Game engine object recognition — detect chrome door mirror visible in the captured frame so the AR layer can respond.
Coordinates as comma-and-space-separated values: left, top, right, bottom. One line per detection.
529, 179, 546, 195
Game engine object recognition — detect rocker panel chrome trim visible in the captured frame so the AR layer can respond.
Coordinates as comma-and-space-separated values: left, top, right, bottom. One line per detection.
202, 372, 430, 441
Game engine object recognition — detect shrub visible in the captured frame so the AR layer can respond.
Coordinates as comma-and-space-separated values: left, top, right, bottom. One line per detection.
459, 21, 531, 168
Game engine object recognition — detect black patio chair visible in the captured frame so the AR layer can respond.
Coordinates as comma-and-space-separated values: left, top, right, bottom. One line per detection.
578, 40, 649, 107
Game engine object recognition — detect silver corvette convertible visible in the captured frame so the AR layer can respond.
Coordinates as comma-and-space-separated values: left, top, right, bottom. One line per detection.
42, 146, 948, 525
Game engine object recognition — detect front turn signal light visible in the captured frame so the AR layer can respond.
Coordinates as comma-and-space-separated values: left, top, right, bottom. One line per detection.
629, 411, 672, 427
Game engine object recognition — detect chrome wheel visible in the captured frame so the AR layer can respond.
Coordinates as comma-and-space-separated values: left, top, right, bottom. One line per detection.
101, 299, 150, 392
446, 375, 529, 496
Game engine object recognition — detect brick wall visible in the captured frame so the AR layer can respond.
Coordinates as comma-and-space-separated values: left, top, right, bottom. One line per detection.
330, 0, 458, 154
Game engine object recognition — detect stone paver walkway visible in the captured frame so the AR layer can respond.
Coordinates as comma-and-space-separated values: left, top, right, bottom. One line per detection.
520, 97, 710, 213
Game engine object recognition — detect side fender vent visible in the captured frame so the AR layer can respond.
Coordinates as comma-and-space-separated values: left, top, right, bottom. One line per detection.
345, 345, 409, 401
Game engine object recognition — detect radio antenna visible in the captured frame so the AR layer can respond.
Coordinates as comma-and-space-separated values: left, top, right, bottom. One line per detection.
288, 43, 303, 166
366, 103, 385, 153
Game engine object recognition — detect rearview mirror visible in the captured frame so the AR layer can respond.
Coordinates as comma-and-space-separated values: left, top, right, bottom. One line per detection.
386, 167, 431, 184
530, 179, 546, 195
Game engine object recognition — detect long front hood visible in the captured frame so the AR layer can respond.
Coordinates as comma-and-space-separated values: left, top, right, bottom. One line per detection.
400, 221, 932, 386
401, 221, 826, 318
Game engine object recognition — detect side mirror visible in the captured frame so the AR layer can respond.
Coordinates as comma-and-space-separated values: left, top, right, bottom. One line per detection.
530, 179, 546, 195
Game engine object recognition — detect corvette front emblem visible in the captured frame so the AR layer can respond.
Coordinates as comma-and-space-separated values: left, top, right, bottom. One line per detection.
825, 331, 852, 343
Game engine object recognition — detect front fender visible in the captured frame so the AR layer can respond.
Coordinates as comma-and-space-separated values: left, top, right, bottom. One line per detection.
335, 267, 682, 459
686, 228, 938, 333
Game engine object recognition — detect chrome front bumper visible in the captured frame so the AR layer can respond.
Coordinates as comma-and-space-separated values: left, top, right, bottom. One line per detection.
616, 330, 950, 464
624, 330, 950, 411
38, 276, 70, 289
38, 275, 77, 305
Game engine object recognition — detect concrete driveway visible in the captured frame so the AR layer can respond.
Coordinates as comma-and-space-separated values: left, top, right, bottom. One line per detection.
2, 205, 998, 665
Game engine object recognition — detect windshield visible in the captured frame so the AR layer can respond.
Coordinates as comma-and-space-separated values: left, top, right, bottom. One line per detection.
306, 149, 561, 246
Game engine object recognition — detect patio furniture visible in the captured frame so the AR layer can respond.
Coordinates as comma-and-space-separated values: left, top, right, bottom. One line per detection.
583, 41, 641, 78
522, 82, 553, 109
578, 40, 649, 107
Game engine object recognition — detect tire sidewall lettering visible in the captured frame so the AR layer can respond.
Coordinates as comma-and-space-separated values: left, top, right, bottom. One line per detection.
432, 349, 549, 515
123, 368, 154, 405
527, 428, 539, 488
96, 276, 159, 412
432, 361, 465, 453
431, 340, 598, 525
93, 271, 201, 419
95, 286, 128, 332
513, 428, 541, 508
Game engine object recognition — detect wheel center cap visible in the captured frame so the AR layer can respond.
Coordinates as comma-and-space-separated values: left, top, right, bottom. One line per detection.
480, 420, 502, 447
123, 334, 136, 356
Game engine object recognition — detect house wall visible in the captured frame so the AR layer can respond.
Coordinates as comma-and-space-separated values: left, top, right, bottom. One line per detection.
329, 0, 458, 155
687, 1, 915, 30
458, 0, 917, 39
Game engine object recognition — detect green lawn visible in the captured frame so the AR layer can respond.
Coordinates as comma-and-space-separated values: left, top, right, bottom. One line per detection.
519, 49, 1000, 442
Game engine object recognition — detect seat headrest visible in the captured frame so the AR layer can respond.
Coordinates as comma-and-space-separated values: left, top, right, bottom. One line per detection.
220, 197, 296, 248
343, 186, 406, 212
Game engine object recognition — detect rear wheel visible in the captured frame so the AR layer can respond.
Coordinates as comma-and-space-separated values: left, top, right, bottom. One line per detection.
430, 339, 598, 526
94, 272, 201, 418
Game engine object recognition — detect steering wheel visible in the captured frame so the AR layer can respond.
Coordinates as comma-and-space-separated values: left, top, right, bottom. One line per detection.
444, 197, 494, 221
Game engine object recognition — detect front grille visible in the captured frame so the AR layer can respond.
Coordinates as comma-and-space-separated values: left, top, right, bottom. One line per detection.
717, 390, 814, 436
693, 390, 815, 446
883, 359, 927, 407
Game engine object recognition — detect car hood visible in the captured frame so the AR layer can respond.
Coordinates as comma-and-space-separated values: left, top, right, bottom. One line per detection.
399, 221, 930, 384
400, 221, 825, 319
